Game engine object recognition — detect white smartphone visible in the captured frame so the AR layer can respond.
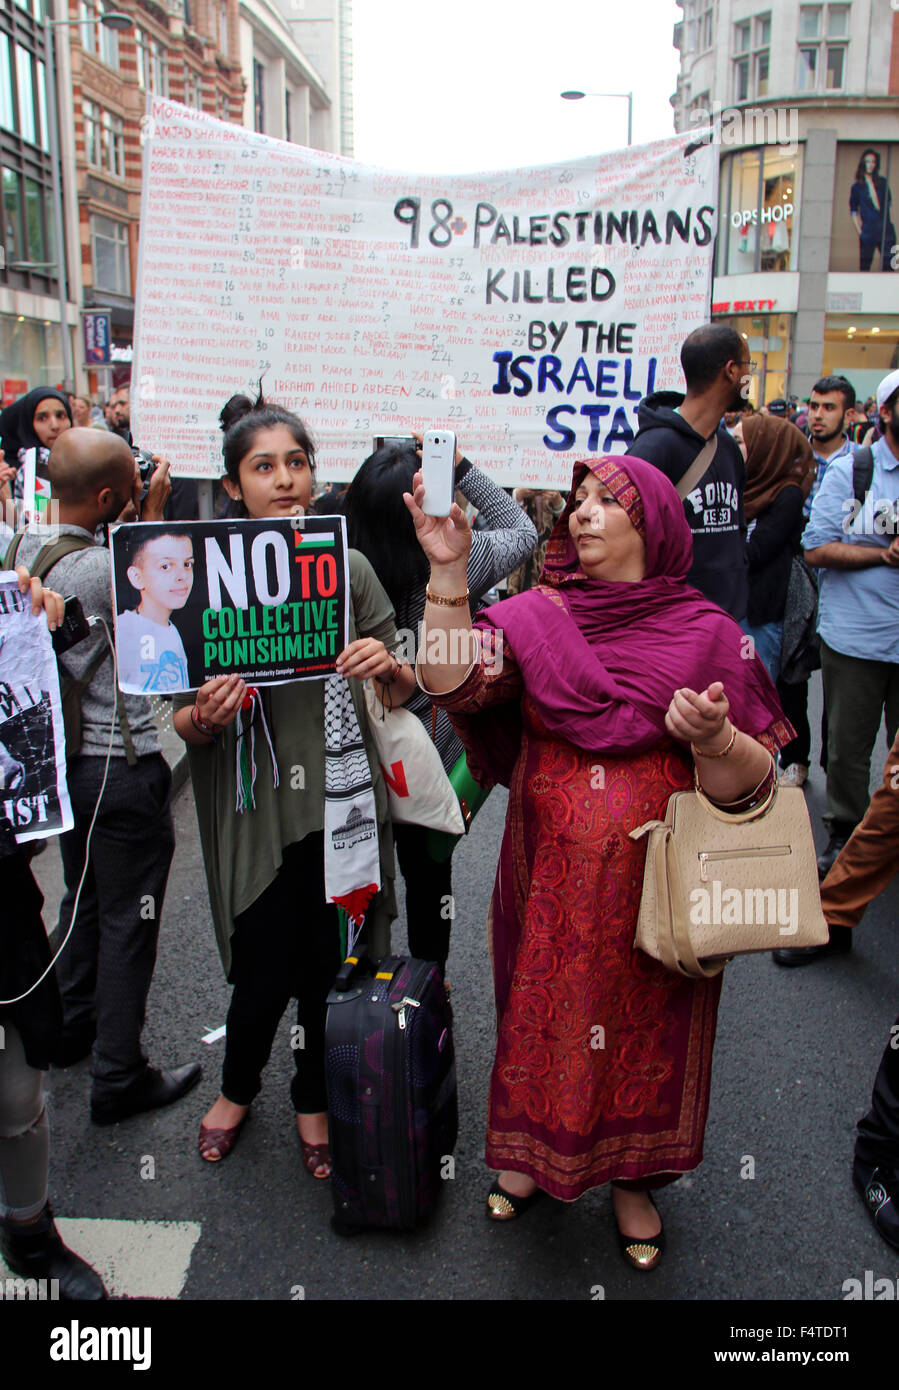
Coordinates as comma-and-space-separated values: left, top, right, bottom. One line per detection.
420, 429, 456, 516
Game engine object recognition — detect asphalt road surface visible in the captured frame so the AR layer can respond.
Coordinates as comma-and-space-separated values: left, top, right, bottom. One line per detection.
17, 671, 899, 1305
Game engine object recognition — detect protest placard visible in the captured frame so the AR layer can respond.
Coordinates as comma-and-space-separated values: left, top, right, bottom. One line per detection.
0, 572, 72, 842
132, 99, 717, 487
109, 515, 349, 695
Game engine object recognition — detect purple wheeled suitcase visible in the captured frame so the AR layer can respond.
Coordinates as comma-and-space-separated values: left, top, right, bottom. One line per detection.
325, 949, 457, 1233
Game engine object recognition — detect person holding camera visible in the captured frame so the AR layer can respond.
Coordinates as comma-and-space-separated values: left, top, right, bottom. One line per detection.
5, 428, 202, 1122
0, 567, 106, 1298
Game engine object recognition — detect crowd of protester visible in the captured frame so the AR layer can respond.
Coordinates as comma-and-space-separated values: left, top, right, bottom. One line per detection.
2, 322, 899, 1295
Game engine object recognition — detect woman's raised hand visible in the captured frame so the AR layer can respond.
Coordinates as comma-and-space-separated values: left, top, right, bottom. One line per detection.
196, 674, 247, 728
402, 468, 472, 570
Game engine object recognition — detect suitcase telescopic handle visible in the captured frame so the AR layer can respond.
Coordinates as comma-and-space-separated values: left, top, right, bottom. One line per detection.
332, 949, 406, 994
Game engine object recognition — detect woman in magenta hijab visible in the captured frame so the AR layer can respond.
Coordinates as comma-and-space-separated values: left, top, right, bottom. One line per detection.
406, 454, 792, 1270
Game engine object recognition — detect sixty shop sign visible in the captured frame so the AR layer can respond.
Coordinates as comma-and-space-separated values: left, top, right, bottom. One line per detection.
109, 515, 349, 697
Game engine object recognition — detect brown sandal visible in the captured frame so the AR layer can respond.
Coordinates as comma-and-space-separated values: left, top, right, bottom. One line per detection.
299, 1139, 331, 1179
198, 1112, 249, 1162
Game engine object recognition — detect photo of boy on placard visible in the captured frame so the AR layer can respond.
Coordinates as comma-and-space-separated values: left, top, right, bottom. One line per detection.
115, 530, 194, 693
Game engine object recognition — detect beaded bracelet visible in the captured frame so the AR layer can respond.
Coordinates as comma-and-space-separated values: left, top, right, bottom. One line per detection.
425, 588, 469, 607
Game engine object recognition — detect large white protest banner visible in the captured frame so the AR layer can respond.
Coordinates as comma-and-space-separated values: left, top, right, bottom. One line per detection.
132, 99, 717, 486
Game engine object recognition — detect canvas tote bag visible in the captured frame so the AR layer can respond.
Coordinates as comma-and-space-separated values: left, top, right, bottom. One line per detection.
629, 760, 829, 979
363, 682, 464, 835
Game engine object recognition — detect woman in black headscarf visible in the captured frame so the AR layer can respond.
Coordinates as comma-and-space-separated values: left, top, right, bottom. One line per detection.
0, 388, 72, 522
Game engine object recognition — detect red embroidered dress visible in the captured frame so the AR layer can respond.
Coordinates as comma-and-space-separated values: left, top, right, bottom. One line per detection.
426, 457, 791, 1201
440, 640, 729, 1200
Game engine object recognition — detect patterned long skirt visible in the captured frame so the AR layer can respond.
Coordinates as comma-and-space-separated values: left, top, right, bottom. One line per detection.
485, 707, 723, 1201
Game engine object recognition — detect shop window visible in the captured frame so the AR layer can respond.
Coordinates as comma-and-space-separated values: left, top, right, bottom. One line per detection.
709, 316, 792, 409
718, 147, 800, 276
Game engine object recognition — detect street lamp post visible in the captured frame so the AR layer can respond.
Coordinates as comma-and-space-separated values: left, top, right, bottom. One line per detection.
39, 4, 132, 390
560, 90, 634, 147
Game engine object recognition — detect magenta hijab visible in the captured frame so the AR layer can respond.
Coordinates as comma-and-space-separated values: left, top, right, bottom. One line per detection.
455, 455, 790, 788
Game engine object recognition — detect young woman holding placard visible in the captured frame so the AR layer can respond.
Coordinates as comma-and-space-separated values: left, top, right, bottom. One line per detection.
173, 392, 415, 1174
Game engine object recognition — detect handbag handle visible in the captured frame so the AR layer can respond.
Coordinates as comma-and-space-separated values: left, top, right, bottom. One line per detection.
656, 830, 726, 980
691, 754, 777, 825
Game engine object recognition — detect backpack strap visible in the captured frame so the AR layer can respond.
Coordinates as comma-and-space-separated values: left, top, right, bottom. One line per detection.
20, 535, 96, 581
675, 436, 718, 501
852, 446, 875, 509
2, 532, 25, 570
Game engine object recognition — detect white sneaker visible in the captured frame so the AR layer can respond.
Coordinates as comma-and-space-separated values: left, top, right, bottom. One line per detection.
778, 763, 808, 789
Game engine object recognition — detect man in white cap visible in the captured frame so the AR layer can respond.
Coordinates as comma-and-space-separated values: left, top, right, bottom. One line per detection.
774, 367, 899, 964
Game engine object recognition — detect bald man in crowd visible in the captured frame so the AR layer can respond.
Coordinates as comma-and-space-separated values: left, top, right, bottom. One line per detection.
10, 429, 201, 1123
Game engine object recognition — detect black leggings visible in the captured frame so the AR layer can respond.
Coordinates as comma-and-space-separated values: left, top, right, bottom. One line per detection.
394, 822, 454, 974
221, 833, 341, 1114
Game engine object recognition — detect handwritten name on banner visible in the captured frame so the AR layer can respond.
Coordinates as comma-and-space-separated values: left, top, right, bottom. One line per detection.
132, 99, 717, 486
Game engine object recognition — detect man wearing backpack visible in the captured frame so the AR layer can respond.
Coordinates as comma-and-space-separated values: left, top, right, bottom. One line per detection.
3, 428, 201, 1120
776, 370, 899, 963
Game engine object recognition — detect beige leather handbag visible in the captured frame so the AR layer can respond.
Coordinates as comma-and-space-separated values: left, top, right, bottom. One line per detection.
629, 760, 829, 979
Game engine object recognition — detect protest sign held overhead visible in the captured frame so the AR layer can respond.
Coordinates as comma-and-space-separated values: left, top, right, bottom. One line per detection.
132, 99, 717, 487
0, 572, 72, 842
110, 516, 349, 695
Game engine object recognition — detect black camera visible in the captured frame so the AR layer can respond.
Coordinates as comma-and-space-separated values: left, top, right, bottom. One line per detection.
132, 445, 158, 501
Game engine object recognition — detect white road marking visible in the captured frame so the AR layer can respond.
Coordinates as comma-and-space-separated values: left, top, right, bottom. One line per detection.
0, 1218, 201, 1300
201, 1025, 226, 1045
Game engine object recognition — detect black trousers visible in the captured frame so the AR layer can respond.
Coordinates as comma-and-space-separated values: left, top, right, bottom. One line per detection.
775, 675, 828, 773
56, 754, 174, 1099
394, 822, 453, 974
856, 1014, 899, 1173
221, 833, 341, 1113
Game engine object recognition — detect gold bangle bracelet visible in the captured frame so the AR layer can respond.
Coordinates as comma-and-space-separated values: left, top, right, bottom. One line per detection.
425, 588, 469, 608
691, 723, 738, 760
